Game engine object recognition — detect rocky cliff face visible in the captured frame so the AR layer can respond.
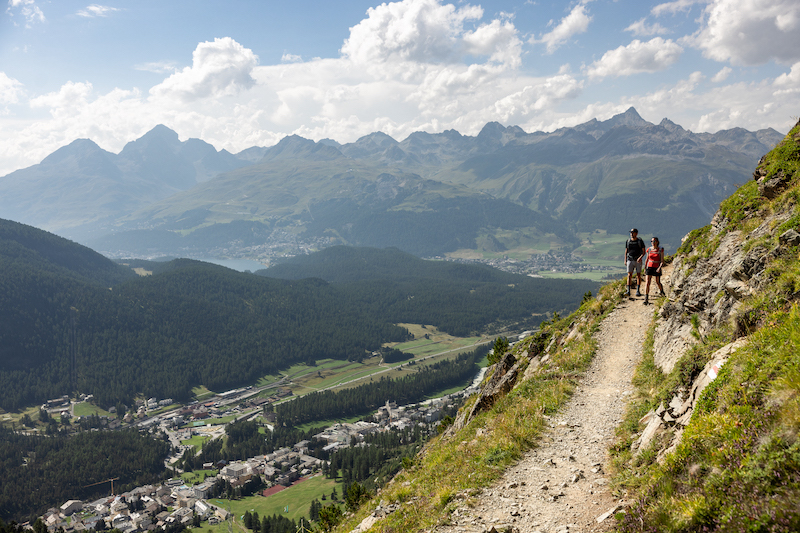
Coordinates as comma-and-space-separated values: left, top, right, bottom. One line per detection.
613, 119, 800, 531
632, 121, 800, 461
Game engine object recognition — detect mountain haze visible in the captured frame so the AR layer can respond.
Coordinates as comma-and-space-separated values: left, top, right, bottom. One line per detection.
0, 109, 783, 259
0, 125, 250, 239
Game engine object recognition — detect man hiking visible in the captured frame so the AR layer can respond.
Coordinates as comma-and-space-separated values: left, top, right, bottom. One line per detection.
624, 228, 646, 297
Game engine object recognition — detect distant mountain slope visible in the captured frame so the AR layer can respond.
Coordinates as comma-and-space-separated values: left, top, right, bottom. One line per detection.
0, 125, 249, 239
261, 245, 529, 283
2, 109, 783, 257
104, 148, 572, 257
260, 245, 598, 339
108, 108, 781, 257
0, 222, 594, 412
430, 108, 783, 246
0, 219, 134, 285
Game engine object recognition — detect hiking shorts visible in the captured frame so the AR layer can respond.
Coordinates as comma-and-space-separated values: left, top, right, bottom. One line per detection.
645, 266, 661, 277
627, 260, 642, 274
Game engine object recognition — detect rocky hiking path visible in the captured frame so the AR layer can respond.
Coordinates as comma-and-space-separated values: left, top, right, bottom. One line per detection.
433, 279, 660, 533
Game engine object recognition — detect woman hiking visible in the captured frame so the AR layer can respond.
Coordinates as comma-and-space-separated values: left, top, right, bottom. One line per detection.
643, 236, 665, 305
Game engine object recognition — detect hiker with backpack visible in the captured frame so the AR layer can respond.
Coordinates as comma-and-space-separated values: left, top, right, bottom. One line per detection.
643, 236, 666, 305
624, 228, 646, 297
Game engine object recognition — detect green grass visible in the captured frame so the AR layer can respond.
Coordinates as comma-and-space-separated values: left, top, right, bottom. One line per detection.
537, 270, 623, 281
192, 386, 216, 401
614, 305, 800, 533
73, 402, 111, 417
610, 124, 800, 532
267, 327, 487, 400
181, 435, 212, 449
181, 470, 217, 485
197, 476, 343, 532
573, 230, 629, 261
759, 122, 800, 180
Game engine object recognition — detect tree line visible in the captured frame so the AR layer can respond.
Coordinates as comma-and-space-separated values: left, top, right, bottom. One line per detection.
276, 346, 486, 426
1, 219, 595, 412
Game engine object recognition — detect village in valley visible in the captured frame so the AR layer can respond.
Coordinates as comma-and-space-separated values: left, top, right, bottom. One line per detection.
34, 381, 478, 533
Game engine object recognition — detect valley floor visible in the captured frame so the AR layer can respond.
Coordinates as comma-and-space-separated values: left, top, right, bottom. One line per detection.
432, 272, 659, 533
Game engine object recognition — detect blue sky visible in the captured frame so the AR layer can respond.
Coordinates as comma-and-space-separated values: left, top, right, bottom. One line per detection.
1, 0, 798, 176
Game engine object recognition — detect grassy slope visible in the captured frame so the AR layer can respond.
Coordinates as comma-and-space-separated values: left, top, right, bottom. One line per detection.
329, 282, 623, 532
326, 121, 800, 533
610, 120, 800, 532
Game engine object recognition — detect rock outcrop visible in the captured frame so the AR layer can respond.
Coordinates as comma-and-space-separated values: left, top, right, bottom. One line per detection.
450, 352, 520, 432
634, 338, 748, 459
639, 120, 800, 461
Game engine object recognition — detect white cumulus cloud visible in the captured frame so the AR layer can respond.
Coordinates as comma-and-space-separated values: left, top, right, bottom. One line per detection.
585, 37, 683, 79
30, 81, 93, 117
281, 53, 303, 63
651, 0, 700, 16
463, 19, 522, 67
149, 37, 258, 102
692, 0, 800, 65
134, 61, 178, 74
533, 4, 592, 54
0, 72, 25, 105
494, 71, 583, 124
340, 0, 484, 65
711, 66, 732, 82
773, 62, 800, 95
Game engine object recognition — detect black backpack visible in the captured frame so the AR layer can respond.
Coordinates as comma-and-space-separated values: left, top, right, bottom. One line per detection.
626, 238, 645, 260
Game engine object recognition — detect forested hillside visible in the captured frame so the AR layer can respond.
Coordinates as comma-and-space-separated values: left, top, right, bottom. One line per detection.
0, 221, 595, 411
0, 427, 169, 521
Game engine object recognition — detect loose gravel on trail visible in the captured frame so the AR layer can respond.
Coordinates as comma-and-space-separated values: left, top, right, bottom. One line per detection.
433, 281, 658, 533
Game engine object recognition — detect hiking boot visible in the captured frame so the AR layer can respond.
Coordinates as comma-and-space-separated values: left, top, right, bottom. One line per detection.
660, 290, 666, 297
643, 296, 649, 305
636, 289, 642, 297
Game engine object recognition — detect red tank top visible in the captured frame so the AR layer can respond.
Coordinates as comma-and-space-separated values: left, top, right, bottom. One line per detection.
646, 247, 663, 268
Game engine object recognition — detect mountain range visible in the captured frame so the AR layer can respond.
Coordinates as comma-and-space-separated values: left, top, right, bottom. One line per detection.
0, 108, 783, 258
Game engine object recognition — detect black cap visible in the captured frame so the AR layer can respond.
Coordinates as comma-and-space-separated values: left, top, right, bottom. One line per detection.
630, 228, 638, 233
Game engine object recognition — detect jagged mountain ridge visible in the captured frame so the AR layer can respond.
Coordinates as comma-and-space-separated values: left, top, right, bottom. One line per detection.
0, 125, 250, 238
0, 109, 783, 257
111, 108, 784, 255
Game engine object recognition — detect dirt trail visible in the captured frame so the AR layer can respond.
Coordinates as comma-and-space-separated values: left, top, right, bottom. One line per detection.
434, 277, 662, 533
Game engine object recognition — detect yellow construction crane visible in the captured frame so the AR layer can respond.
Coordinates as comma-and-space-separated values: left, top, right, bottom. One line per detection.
82, 477, 120, 495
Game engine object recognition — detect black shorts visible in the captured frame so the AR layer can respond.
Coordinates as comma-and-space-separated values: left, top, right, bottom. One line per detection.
645, 266, 661, 277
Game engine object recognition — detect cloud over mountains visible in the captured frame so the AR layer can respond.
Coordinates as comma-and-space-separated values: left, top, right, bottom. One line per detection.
0, 0, 798, 177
